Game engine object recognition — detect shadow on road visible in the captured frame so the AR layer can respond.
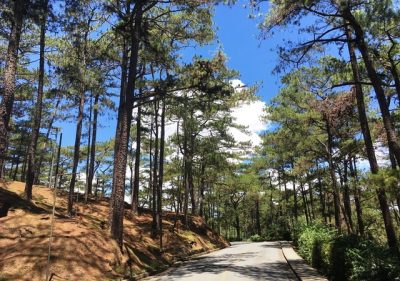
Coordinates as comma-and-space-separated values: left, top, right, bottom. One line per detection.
166, 252, 293, 280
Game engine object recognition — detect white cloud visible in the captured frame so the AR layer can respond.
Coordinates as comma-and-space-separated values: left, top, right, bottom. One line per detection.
229, 100, 268, 147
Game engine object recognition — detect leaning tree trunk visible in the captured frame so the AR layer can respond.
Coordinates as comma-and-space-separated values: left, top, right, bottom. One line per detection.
0, 0, 25, 177
343, 9, 400, 165
109, 1, 144, 247
345, 22, 399, 254
24, 5, 48, 199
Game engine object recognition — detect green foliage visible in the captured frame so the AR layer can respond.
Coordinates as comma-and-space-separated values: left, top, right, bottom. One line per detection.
295, 224, 400, 281
346, 240, 400, 281
297, 224, 336, 273
249, 234, 265, 242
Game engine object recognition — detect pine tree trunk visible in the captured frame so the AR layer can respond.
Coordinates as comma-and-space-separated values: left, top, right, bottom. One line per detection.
342, 159, 354, 233
308, 179, 316, 220
292, 180, 298, 222
326, 122, 342, 230
349, 156, 364, 235
88, 92, 99, 195
199, 163, 206, 217
255, 197, 261, 236
300, 182, 309, 224
35, 98, 60, 184
85, 97, 93, 202
24, 6, 47, 199
0, 0, 25, 177
157, 97, 166, 250
152, 100, 159, 236
345, 21, 398, 253
343, 9, 400, 164
68, 89, 85, 215
109, 2, 144, 246
131, 105, 141, 214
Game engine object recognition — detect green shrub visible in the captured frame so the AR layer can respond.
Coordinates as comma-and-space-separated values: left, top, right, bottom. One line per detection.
294, 223, 400, 281
346, 240, 400, 281
297, 224, 336, 275
249, 234, 265, 242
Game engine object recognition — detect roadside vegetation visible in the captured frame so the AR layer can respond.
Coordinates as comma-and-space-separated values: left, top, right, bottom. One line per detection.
1, 1, 400, 281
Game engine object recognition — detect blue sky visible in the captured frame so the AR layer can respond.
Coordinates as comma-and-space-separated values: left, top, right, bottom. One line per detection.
56, 1, 283, 147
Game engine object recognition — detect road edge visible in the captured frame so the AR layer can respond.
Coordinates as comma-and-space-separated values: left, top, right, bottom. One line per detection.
280, 241, 328, 281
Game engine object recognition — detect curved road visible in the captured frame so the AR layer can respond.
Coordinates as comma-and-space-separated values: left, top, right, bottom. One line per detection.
144, 242, 297, 281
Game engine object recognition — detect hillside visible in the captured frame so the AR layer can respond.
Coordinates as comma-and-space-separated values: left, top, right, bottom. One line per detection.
0, 181, 229, 281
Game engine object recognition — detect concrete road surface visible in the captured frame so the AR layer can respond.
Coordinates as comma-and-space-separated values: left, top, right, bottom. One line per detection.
144, 241, 298, 281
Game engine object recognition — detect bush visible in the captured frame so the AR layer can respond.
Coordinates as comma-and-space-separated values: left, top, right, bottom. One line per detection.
295, 223, 400, 281
346, 240, 400, 281
249, 234, 265, 242
297, 224, 336, 274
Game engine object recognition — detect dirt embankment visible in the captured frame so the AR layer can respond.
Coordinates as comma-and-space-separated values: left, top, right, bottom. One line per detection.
0, 181, 229, 281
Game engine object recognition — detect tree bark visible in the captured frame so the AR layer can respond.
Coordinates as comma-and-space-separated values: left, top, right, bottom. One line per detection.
0, 0, 25, 177
343, 9, 400, 164
349, 156, 364, 236
157, 97, 166, 250
345, 21, 398, 253
85, 97, 93, 202
24, 5, 48, 199
68, 89, 85, 215
109, 1, 144, 247
152, 100, 159, 236
88, 92, 99, 195
326, 122, 342, 230
131, 105, 141, 214
35, 98, 61, 184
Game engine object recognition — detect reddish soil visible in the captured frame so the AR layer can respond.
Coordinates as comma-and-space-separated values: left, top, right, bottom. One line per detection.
0, 181, 229, 281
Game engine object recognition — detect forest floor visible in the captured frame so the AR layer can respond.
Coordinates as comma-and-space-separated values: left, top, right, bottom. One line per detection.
0, 181, 229, 281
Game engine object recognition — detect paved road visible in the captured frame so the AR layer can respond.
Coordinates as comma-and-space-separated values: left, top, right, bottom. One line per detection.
144, 242, 297, 281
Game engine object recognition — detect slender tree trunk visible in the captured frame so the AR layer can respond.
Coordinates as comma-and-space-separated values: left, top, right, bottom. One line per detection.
85, 97, 93, 202
317, 173, 327, 224
157, 97, 166, 250
88, 92, 99, 195
109, 2, 144, 247
183, 118, 189, 227
152, 100, 159, 236
132, 105, 141, 214
148, 119, 153, 210
300, 182, 310, 224
35, 98, 60, 184
189, 136, 196, 215
13, 155, 20, 181
292, 180, 298, 222
344, 10, 400, 164
68, 89, 85, 215
0, 0, 25, 177
307, 179, 316, 220
255, 197, 261, 236
21, 146, 28, 181
349, 156, 364, 235
24, 6, 47, 199
342, 159, 354, 233
345, 22, 398, 253
199, 163, 206, 217
326, 122, 342, 230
